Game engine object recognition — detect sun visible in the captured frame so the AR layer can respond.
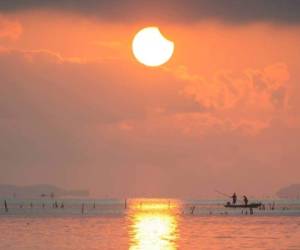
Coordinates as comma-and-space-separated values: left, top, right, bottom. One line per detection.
132, 27, 175, 67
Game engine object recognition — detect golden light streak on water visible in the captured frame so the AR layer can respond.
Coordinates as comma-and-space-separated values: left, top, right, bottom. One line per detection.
128, 199, 180, 250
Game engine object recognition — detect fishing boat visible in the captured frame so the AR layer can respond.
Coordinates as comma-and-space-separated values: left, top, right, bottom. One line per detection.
224, 202, 262, 208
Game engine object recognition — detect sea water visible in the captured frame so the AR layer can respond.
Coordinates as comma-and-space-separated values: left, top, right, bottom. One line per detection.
1, 199, 300, 250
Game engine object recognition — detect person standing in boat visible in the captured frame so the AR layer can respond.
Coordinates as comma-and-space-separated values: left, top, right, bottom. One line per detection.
231, 193, 237, 204
243, 195, 248, 206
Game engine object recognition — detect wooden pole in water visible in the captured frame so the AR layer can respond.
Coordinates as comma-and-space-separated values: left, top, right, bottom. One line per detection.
4, 200, 8, 212
125, 199, 127, 209
81, 203, 85, 215
191, 206, 196, 215
250, 208, 253, 215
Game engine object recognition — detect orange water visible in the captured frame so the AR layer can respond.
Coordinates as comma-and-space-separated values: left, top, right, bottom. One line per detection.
1, 200, 300, 250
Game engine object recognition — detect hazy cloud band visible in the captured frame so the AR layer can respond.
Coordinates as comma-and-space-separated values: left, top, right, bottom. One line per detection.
0, 0, 300, 24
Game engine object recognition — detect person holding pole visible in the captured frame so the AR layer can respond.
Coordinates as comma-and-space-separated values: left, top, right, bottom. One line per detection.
232, 193, 237, 205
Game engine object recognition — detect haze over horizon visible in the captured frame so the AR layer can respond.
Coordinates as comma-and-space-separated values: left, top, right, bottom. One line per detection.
1, 0, 300, 198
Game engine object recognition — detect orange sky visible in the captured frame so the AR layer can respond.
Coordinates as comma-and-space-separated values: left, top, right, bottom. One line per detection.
1, 9, 300, 198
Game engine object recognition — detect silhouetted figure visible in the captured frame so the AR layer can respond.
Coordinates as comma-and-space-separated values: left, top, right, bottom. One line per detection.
4, 200, 8, 212
232, 193, 237, 204
243, 195, 248, 206
60, 202, 64, 209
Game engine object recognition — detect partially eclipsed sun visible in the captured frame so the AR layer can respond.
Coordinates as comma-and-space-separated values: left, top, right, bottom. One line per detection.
132, 27, 175, 67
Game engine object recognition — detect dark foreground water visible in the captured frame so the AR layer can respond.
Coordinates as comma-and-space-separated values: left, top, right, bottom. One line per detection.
1, 199, 300, 250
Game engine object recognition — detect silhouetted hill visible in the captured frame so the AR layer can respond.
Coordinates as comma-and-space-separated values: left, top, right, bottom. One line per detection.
0, 184, 89, 198
277, 184, 300, 199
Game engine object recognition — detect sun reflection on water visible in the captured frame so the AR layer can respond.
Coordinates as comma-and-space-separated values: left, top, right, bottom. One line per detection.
129, 199, 180, 250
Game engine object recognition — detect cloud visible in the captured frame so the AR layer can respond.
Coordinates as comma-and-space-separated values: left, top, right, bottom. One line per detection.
180, 63, 290, 115
0, 48, 202, 123
0, 46, 299, 197
0, 49, 144, 123
1, 0, 300, 24
161, 63, 292, 138
0, 16, 22, 40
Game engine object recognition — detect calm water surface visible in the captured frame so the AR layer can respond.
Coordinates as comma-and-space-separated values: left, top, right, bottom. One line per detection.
1, 199, 300, 250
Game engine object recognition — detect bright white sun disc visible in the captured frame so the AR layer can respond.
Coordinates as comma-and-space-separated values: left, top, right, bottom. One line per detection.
132, 27, 175, 67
